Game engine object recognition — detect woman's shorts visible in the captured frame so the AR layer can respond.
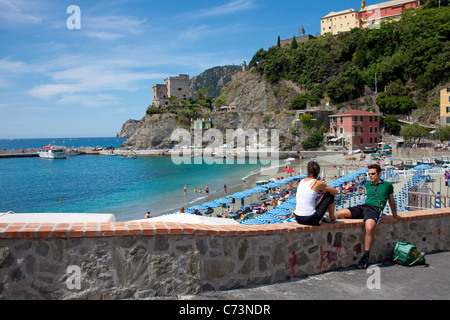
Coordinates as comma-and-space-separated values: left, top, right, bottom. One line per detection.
348, 204, 383, 224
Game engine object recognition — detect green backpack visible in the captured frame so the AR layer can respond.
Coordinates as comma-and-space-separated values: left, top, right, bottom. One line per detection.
392, 241, 426, 267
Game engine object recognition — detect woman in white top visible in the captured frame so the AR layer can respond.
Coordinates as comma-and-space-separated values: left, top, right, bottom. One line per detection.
295, 161, 338, 226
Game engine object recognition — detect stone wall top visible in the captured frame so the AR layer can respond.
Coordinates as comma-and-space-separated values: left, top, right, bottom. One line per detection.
1, 209, 448, 240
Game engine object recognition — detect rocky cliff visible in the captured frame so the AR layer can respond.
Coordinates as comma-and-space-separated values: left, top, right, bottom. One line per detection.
116, 119, 140, 138
119, 69, 333, 150
215, 69, 307, 112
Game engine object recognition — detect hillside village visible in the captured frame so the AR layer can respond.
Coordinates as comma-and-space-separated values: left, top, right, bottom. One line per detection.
118, 0, 450, 152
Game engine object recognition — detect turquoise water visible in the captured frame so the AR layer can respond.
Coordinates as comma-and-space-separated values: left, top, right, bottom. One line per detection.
0, 138, 270, 221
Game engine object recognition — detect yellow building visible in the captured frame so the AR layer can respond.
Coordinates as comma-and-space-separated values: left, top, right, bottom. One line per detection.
321, 1, 422, 36
320, 9, 361, 35
440, 83, 450, 126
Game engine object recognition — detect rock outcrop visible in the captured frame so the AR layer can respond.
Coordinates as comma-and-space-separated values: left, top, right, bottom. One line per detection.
116, 119, 139, 139
121, 113, 178, 150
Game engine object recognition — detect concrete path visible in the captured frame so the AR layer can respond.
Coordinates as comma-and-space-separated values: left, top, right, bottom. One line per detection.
188, 251, 450, 300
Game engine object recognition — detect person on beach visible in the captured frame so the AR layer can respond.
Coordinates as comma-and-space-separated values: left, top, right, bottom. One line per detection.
335, 164, 400, 269
145, 211, 151, 219
205, 184, 209, 194
294, 161, 338, 226
184, 185, 187, 195
223, 182, 227, 195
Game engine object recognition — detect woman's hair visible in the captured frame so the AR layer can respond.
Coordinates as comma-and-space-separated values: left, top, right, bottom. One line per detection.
307, 161, 320, 178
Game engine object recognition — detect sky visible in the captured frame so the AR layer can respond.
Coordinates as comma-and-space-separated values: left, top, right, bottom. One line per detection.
0, 0, 360, 139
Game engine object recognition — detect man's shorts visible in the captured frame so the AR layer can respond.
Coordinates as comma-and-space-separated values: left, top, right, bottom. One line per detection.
348, 204, 383, 224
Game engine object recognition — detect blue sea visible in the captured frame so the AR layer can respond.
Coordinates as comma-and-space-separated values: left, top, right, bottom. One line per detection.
0, 137, 278, 221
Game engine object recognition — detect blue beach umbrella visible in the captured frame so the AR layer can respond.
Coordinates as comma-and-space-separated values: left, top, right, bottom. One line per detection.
187, 204, 207, 211
228, 192, 247, 199
240, 219, 267, 225
276, 202, 296, 210
256, 214, 282, 224
267, 208, 292, 217
202, 201, 221, 208
214, 198, 233, 205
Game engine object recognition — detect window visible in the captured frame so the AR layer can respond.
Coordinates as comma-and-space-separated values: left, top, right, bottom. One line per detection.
375, 137, 378, 143
447, 107, 450, 113
340, 127, 343, 133
354, 116, 358, 121
447, 117, 450, 124
375, 127, 378, 133
447, 87, 450, 93
369, 116, 373, 121
361, 127, 363, 133
360, 116, 363, 122
370, 127, 373, 133
340, 117, 343, 122
375, 116, 378, 122
361, 138, 363, 144
370, 138, 373, 143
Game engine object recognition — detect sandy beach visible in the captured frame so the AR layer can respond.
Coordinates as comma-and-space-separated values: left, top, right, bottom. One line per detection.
163, 151, 449, 220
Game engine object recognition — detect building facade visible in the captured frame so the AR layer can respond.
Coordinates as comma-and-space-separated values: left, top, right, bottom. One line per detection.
320, 0, 423, 36
152, 74, 190, 107
320, 9, 361, 35
327, 110, 381, 151
440, 84, 450, 126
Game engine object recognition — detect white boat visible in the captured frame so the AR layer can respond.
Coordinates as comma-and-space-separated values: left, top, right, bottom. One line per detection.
67, 148, 81, 156
38, 145, 67, 159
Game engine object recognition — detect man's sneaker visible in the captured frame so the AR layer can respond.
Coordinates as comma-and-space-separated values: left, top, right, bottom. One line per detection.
357, 254, 370, 269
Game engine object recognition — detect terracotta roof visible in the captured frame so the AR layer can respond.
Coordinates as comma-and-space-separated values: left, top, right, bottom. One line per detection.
360, 0, 418, 12
330, 110, 380, 116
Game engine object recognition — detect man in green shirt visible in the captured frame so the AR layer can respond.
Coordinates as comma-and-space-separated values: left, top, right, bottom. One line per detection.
336, 164, 400, 269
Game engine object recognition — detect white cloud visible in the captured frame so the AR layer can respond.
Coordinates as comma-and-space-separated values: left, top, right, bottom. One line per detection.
83, 15, 149, 41
27, 58, 166, 108
0, 0, 44, 27
189, 0, 255, 18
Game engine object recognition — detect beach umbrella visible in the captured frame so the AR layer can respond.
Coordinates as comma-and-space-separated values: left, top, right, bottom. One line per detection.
202, 201, 221, 208
214, 198, 233, 205
282, 168, 295, 173
276, 202, 296, 210
240, 219, 267, 225
228, 192, 246, 199
267, 208, 292, 217
266, 182, 282, 188
187, 204, 207, 211
256, 214, 282, 224
283, 217, 297, 223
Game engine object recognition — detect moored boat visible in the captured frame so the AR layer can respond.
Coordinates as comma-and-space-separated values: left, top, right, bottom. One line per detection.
38, 145, 67, 159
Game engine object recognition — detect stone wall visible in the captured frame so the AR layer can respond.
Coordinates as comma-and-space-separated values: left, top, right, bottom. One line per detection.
0, 209, 448, 299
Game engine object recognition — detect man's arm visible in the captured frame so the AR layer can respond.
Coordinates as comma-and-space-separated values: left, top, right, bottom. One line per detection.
388, 194, 399, 218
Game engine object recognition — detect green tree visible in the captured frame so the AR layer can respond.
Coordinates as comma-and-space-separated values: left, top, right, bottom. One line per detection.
288, 93, 309, 110
435, 126, 450, 143
381, 116, 401, 135
400, 122, 430, 144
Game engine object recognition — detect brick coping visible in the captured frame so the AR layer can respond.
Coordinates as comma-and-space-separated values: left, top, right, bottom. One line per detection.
0, 209, 448, 239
